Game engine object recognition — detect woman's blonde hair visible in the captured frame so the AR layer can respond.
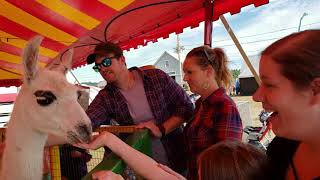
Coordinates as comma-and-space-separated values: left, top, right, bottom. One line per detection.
186, 46, 232, 89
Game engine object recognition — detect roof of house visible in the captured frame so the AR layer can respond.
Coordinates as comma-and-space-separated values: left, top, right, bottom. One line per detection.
238, 55, 260, 78
153, 51, 185, 66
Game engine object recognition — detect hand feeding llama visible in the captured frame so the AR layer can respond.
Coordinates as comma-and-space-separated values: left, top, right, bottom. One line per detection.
0, 36, 92, 180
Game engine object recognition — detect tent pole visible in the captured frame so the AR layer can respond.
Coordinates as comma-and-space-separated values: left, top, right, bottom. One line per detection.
70, 70, 93, 101
204, 0, 214, 47
219, 15, 261, 86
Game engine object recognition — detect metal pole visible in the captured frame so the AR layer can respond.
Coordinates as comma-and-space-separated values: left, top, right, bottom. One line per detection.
298, 12, 308, 32
176, 34, 183, 87
69, 70, 92, 101
204, 0, 214, 47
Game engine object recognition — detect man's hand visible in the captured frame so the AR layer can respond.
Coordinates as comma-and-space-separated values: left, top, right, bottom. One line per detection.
136, 120, 162, 138
92, 170, 124, 180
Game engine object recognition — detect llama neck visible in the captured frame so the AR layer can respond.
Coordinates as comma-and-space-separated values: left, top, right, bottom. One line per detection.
1, 99, 48, 180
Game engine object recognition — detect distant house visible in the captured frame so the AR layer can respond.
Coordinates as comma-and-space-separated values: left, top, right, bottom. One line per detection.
154, 51, 184, 86
238, 55, 260, 96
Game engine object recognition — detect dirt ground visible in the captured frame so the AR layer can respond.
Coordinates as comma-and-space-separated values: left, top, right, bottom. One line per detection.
231, 95, 263, 126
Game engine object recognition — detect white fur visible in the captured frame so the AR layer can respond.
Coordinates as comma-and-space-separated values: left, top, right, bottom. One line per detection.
0, 36, 92, 180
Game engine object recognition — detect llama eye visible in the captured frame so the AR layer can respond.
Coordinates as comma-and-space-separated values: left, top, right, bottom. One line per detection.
34, 90, 57, 106
77, 91, 82, 100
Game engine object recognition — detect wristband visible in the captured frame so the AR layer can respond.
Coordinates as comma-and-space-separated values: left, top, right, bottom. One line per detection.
157, 124, 166, 138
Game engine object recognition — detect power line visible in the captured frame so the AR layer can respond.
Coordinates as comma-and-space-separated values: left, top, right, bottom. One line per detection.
183, 21, 320, 46
182, 36, 280, 50
218, 37, 278, 47
213, 21, 320, 42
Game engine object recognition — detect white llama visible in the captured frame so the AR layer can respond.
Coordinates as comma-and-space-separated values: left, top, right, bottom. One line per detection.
0, 36, 92, 180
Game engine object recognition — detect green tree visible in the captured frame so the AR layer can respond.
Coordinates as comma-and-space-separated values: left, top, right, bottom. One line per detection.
231, 69, 241, 81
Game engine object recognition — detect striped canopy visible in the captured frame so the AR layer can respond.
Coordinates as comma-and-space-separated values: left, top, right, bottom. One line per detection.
0, 0, 268, 87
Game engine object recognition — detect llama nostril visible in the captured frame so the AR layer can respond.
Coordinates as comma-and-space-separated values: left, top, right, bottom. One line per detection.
67, 131, 79, 144
76, 123, 92, 143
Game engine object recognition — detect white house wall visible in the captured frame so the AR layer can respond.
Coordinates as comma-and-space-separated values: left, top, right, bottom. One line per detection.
154, 52, 184, 86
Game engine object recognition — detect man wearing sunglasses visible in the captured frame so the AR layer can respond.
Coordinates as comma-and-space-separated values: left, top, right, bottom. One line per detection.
85, 42, 194, 175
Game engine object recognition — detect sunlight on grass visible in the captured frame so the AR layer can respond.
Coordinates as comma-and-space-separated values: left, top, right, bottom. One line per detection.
232, 96, 263, 126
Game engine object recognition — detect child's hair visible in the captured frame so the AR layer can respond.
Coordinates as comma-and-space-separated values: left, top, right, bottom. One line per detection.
198, 141, 267, 180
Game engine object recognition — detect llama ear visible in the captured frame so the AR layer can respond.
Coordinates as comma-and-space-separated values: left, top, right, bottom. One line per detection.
60, 48, 73, 74
47, 49, 73, 74
23, 35, 43, 84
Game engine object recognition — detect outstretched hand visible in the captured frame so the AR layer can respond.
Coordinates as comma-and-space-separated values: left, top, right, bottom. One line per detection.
74, 131, 112, 150
136, 120, 162, 138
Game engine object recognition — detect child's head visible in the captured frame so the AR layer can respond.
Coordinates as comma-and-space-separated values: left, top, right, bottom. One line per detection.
198, 141, 267, 180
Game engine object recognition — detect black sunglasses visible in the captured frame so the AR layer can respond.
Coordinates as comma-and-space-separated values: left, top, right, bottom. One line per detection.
92, 56, 117, 72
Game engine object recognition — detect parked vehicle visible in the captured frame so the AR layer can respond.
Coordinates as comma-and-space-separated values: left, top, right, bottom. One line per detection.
244, 110, 274, 151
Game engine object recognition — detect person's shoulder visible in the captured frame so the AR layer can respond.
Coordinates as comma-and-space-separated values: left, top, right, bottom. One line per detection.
265, 137, 300, 179
267, 136, 300, 157
143, 68, 167, 76
95, 86, 114, 98
207, 88, 236, 105
143, 68, 172, 84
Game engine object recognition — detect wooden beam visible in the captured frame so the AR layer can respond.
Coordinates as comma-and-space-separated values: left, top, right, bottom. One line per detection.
219, 15, 261, 85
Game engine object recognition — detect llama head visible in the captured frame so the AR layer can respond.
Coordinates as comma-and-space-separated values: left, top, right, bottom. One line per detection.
21, 36, 92, 143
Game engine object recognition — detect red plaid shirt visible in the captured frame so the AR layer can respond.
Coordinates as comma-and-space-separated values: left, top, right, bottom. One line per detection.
184, 87, 243, 180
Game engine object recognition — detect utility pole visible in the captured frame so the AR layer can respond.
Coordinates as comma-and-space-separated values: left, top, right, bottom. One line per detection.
298, 12, 308, 32
174, 34, 185, 87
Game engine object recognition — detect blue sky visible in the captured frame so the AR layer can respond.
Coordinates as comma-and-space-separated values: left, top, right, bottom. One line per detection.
68, 0, 320, 83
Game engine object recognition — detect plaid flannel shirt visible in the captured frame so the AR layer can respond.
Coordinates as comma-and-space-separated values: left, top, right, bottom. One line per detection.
86, 67, 194, 173
184, 87, 243, 180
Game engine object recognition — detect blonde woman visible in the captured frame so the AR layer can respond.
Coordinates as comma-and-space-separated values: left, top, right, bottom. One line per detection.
183, 46, 243, 180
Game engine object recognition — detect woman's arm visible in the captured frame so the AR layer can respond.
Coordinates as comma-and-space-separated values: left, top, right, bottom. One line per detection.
76, 131, 185, 180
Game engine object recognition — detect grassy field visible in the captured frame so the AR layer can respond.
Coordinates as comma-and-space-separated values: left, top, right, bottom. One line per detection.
231, 95, 263, 126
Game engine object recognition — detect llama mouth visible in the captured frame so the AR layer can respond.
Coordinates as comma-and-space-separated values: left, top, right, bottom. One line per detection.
66, 124, 92, 144
67, 131, 85, 144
